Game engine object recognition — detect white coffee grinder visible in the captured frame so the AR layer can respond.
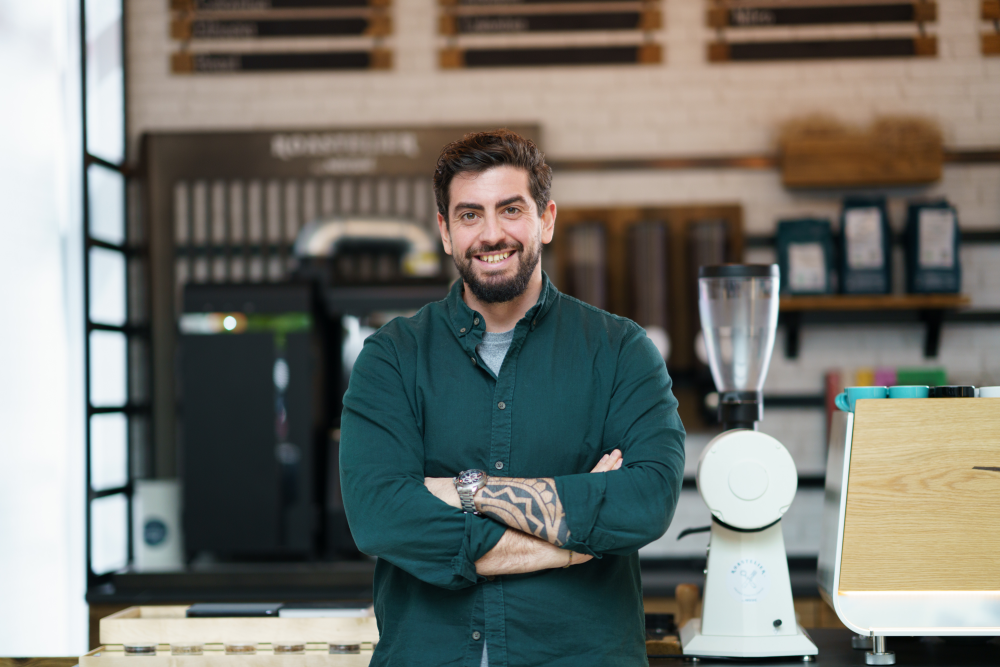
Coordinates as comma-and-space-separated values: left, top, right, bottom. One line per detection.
679, 265, 818, 660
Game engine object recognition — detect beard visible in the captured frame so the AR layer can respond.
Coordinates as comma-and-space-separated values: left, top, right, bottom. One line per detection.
453, 236, 541, 304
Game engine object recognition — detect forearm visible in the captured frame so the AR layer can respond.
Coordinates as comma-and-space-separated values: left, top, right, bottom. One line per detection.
474, 477, 569, 547
474, 528, 588, 576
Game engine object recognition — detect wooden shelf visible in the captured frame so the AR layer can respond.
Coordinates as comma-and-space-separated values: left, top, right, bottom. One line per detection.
778, 293, 972, 358
780, 293, 970, 312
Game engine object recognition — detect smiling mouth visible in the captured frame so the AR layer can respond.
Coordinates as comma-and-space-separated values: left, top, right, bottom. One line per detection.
475, 250, 515, 265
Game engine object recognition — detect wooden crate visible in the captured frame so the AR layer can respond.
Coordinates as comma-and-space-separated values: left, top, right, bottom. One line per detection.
100, 607, 378, 646
780, 134, 942, 188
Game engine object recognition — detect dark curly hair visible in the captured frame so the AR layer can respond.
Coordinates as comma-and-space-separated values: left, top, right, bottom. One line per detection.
432, 129, 552, 226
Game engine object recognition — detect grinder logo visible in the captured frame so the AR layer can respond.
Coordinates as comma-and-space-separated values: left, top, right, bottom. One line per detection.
727, 558, 769, 603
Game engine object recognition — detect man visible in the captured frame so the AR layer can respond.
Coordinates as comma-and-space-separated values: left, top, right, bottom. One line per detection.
340, 129, 685, 667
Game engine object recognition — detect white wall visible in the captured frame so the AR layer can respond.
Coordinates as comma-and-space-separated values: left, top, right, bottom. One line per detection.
0, 0, 88, 657
124, 0, 1000, 551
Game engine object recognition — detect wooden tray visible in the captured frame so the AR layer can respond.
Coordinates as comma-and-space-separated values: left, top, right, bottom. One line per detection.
81, 647, 371, 667
100, 607, 379, 645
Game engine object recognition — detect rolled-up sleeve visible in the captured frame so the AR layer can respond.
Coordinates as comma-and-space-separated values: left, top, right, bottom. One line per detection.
340, 334, 507, 589
555, 326, 686, 557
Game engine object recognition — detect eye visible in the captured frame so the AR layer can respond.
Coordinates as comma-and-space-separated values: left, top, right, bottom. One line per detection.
504, 206, 520, 216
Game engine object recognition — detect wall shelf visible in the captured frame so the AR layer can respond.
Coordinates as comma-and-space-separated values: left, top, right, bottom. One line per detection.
778, 294, 972, 358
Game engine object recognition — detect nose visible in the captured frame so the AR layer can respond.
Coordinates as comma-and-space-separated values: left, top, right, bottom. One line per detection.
479, 212, 506, 246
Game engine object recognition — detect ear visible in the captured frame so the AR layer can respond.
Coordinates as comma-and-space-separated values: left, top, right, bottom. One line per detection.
437, 212, 453, 256
540, 200, 556, 245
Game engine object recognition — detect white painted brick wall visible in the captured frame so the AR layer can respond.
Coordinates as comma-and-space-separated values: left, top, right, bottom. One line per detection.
127, 0, 1000, 556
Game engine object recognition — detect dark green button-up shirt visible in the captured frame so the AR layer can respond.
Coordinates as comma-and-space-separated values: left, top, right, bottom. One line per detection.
340, 273, 685, 667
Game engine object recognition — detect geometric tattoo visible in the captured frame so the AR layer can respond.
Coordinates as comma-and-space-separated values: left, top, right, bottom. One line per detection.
476, 477, 569, 547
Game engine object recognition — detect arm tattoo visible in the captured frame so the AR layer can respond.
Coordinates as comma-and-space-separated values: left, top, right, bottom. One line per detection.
476, 478, 569, 547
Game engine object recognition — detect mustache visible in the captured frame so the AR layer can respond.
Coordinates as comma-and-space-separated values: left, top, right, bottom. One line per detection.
465, 241, 523, 260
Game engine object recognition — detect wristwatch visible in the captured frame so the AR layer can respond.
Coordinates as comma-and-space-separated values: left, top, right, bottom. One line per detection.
453, 469, 488, 514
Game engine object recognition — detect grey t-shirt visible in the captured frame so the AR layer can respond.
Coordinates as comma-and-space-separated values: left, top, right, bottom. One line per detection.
474, 328, 514, 666
476, 328, 515, 376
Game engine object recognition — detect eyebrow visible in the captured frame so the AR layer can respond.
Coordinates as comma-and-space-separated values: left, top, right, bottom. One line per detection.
452, 195, 528, 215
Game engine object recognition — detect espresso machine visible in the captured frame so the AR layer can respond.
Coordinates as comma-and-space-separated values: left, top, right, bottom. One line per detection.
680, 265, 818, 659
819, 393, 1000, 664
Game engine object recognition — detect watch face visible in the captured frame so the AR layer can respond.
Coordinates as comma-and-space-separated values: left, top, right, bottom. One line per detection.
457, 469, 485, 486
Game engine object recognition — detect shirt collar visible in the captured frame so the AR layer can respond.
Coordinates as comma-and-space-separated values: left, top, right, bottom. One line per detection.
447, 271, 558, 339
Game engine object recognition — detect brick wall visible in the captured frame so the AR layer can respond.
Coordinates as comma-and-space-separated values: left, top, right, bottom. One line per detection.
127, 0, 1000, 555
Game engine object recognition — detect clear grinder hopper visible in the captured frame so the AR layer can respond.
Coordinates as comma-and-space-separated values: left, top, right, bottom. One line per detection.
698, 264, 780, 430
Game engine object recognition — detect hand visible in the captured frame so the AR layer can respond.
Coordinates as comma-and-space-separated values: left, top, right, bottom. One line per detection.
425, 476, 461, 509
590, 449, 623, 473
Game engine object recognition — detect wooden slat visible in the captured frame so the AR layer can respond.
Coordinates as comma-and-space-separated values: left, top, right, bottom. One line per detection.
439, 47, 464, 68
707, 41, 730, 62
779, 294, 970, 312
638, 43, 662, 64
839, 399, 1000, 592
984, 33, 1000, 56
914, 35, 937, 56
983, 0, 1000, 20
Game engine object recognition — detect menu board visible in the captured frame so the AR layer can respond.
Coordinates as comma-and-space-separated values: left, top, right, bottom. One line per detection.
707, 0, 938, 62
169, 0, 393, 73
439, 0, 663, 68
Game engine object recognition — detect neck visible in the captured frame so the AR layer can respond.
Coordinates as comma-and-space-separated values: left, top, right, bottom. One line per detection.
462, 269, 543, 332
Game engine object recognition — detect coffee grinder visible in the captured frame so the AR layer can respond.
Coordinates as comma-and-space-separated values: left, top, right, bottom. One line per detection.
679, 264, 818, 659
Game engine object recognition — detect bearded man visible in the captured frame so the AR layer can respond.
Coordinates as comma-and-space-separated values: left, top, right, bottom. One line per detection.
340, 129, 686, 667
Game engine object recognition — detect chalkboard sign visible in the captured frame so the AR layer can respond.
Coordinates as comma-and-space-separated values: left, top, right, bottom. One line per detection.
170, 0, 392, 73
171, 49, 391, 73
438, 0, 663, 68
708, 3, 936, 28
172, 0, 387, 8
707, 1, 938, 63
710, 36, 936, 62
172, 16, 391, 39
441, 11, 658, 35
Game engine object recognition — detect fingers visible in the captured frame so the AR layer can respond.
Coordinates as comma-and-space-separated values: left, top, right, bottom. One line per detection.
589, 448, 623, 473
570, 551, 594, 566
589, 453, 612, 473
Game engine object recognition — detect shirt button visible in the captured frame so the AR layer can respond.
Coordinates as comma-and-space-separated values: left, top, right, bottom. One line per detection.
495, 461, 504, 470
470, 357, 476, 364
474, 318, 480, 325
498, 401, 505, 410
460, 327, 466, 333
472, 631, 481, 641
487, 575, 496, 581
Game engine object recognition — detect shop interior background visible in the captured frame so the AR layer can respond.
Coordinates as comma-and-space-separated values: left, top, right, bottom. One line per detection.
1, 0, 997, 657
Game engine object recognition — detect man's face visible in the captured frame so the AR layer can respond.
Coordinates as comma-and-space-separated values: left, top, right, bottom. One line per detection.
437, 166, 555, 304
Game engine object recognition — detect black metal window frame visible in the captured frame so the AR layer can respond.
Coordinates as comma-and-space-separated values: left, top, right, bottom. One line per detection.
81, 0, 150, 592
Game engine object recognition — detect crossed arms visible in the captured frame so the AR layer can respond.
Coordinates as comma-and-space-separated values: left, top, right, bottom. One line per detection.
423, 450, 623, 576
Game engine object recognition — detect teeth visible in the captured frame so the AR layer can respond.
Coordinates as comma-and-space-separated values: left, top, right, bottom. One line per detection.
483, 252, 510, 264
